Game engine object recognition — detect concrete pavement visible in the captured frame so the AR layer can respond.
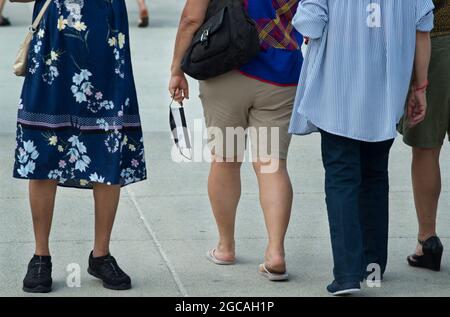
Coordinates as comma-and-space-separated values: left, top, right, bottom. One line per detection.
1, 1, 450, 297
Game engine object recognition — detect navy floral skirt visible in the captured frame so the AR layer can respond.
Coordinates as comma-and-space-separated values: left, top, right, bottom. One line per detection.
13, 0, 147, 189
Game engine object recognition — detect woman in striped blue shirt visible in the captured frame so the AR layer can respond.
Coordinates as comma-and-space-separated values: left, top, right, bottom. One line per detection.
290, 0, 434, 295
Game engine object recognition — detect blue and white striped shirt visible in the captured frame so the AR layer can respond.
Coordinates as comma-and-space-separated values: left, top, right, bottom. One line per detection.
289, 0, 435, 142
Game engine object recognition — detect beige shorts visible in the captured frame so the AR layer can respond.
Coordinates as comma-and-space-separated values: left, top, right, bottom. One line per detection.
199, 71, 296, 160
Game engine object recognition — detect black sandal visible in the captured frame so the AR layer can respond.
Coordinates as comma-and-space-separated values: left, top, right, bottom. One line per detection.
407, 236, 444, 271
0, 17, 11, 27
138, 10, 149, 28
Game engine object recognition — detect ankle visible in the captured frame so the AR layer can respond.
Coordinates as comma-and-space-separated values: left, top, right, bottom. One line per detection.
418, 232, 437, 242
35, 249, 51, 257
93, 249, 110, 258
265, 247, 286, 265
217, 241, 235, 254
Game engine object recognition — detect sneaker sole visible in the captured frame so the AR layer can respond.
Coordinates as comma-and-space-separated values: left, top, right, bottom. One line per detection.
87, 268, 132, 291
22, 285, 52, 293
330, 288, 361, 296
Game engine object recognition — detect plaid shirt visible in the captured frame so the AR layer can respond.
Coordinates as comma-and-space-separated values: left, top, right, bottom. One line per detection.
250, 0, 300, 51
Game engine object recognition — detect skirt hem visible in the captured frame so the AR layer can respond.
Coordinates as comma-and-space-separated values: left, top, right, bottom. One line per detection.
12, 174, 147, 190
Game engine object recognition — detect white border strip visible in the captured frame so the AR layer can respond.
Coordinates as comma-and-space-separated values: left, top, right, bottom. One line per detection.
126, 187, 189, 297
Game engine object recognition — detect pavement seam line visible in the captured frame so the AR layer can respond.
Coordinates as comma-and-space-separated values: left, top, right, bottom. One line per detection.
126, 186, 189, 297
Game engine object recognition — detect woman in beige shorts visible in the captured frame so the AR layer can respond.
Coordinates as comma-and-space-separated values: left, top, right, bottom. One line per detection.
169, 0, 303, 280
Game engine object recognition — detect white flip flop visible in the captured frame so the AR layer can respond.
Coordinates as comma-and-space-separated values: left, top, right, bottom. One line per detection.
258, 263, 289, 281
206, 249, 236, 265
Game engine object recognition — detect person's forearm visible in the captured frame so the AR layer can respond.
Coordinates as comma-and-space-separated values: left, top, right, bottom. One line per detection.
171, 11, 205, 75
414, 31, 431, 86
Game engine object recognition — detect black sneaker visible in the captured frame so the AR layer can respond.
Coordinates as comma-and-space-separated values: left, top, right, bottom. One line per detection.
327, 280, 361, 296
87, 251, 131, 290
23, 255, 52, 293
0, 17, 11, 26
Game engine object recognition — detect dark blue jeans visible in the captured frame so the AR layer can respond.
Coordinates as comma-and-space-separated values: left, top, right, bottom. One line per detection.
319, 130, 394, 283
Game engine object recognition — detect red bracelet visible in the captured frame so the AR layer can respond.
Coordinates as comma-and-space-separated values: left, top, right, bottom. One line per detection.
414, 80, 429, 92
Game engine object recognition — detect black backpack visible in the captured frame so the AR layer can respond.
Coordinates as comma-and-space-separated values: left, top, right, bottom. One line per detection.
181, 0, 260, 80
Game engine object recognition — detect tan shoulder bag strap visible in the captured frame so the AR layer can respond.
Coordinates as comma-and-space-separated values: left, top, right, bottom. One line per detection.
31, 0, 53, 31
13, 0, 53, 76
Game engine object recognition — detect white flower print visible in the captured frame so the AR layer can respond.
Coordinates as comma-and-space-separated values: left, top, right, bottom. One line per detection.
16, 128, 40, 178
34, 41, 42, 54
28, 58, 40, 74
48, 169, 63, 180
31, 44, 64, 85
64, 0, 84, 26
107, 28, 126, 78
119, 135, 146, 185
72, 69, 91, 85
105, 130, 122, 153
68, 135, 87, 154
50, 51, 59, 61
17, 161, 36, 178
47, 134, 92, 182
66, 135, 91, 172
73, 21, 87, 31
118, 33, 126, 49
108, 37, 117, 47
37, 29, 45, 39
71, 69, 115, 113
48, 136, 58, 146
42, 65, 60, 85
73, 91, 87, 103
28, 19, 51, 75
80, 81, 93, 95
96, 119, 110, 131
57, 15, 68, 31
75, 156, 89, 170
23, 141, 39, 158
89, 173, 105, 183
120, 168, 136, 185
56, 1, 90, 50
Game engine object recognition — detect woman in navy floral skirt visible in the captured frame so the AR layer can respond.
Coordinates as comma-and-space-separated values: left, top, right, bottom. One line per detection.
13, 0, 146, 293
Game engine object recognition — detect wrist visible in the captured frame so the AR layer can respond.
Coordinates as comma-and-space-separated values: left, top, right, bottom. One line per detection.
413, 80, 429, 92
171, 65, 184, 77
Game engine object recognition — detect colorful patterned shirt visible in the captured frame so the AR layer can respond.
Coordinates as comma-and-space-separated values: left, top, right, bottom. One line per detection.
240, 0, 303, 86
433, 0, 450, 37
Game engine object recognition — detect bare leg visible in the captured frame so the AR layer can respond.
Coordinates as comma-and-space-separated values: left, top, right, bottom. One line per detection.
253, 159, 292, 273
92, 183, 121, 257
208, 160, 242, 262
0, 0, 6, 24
137, 0, 147, 12
411, 147, 442, 255
29, 180, 58, 256
0, 0, 5, 16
